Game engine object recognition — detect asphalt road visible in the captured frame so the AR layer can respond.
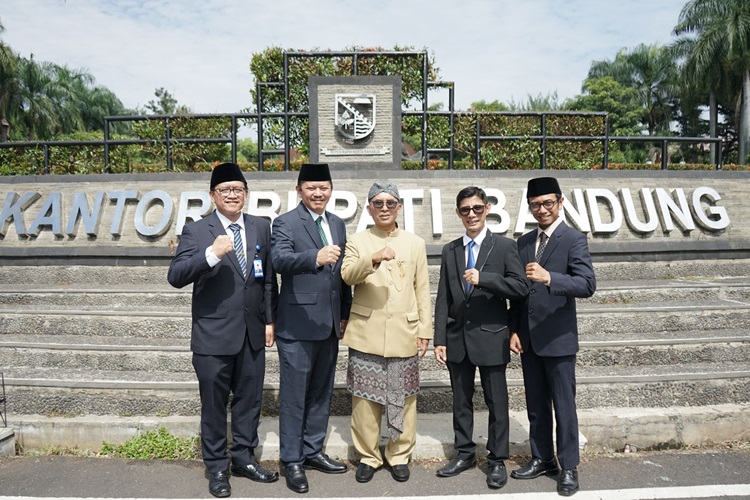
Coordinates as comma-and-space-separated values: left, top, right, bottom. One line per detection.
1, 448, 749, 499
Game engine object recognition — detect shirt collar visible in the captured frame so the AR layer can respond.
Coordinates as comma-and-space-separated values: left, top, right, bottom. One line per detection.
216, 210, 244, 230
305, 206, 327, 223
538, 217, 563, 238
463, 225, 488, 247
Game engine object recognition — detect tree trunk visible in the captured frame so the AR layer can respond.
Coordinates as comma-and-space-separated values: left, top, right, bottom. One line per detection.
709, 88, 717, 165
741, 71, 750, 164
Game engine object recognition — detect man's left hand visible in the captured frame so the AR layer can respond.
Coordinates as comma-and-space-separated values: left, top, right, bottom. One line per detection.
417, 338, 429, 358
339, 319, 348, 339
265, 323, 275, 348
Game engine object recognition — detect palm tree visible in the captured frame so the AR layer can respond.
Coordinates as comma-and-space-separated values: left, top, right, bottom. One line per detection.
670, 34, 729, 164
673, 0, 750, 163
0, 20, 19, 141
588, 43, 680, 136
16, 55, 63, 140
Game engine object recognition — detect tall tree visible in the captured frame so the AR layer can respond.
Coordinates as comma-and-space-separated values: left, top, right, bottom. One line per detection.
588, 43, 679, 136
564, 77, 644, 136
0, 19, 19, 141
672, 0, 750, 163
16, 55, 62, 140
144, 87, 190, 114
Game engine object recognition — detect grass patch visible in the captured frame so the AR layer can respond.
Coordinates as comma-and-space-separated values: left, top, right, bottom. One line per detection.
100, 427, 200, 460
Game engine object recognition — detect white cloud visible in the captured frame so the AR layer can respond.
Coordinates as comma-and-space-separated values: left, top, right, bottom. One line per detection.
2, 0, 687, 113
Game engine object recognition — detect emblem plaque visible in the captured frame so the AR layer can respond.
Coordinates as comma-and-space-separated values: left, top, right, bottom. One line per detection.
335, 93, 376, 141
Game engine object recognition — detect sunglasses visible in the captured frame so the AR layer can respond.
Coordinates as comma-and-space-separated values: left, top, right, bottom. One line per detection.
371, 200, 399, 209
458, 204, 486, 216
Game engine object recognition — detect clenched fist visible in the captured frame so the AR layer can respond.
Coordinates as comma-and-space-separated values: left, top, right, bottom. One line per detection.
372, 246, 396, 265
317, 245, 341, 266
211, 234, 235, 259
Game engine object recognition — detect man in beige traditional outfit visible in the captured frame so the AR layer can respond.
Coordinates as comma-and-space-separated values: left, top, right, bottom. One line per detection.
341, 181, 432, 484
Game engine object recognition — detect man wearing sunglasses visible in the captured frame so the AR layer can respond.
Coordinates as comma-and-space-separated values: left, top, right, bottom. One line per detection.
434, 186, 528, 490
340, 181, 432, 484
508, 177, 596, 496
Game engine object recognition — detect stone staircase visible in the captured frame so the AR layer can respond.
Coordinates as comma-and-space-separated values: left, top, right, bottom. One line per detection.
1, 260, 749, 446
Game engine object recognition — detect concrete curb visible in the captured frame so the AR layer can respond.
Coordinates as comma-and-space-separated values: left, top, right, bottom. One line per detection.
10, 403, 750, 458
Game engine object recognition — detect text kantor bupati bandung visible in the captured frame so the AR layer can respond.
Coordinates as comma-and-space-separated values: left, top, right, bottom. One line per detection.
0, 185, 730, 240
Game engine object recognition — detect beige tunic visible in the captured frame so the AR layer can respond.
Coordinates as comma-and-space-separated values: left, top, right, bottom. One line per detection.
341, 226, 433, 357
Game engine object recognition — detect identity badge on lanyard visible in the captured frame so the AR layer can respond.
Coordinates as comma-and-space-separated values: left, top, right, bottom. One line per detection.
253, 245, 264, 278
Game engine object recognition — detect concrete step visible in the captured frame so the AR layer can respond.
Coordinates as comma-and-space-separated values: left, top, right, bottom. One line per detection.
2, 330, 750, 374
1, 258, 750, 289
3, 362, 749, 417
2, 277, 750, 311
10, 403, 750, 455
2, 300, 750, 338
0, 288, 191, 311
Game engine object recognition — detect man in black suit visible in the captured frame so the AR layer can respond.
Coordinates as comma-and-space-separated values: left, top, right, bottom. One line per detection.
434, 186, 528, 489
270, 163, 352, 494
168, 163, 279, 498
509, 177, 596, 497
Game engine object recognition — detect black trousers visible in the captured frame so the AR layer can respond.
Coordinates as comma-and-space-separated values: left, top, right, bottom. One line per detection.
520, 345, 579, 469
447, 356, 509, 464
192, 337, 264, 473
276, 332, 338, 466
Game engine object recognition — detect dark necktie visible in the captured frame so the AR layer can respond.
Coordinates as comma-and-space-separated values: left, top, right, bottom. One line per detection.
536, 232, 548, 263
465, 240, 476, 294
315, 216, 329, 245
228, 223, 247, 278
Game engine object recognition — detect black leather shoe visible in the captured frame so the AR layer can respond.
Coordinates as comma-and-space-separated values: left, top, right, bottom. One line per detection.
355, 462, 376, 483
231, 462, 279, 483
303, 453, 347, 474
510, 457, 560, 480
486, 462, 507, 489
390, 464, 410, 482
284, 464, 309, 494
208, 470, 231, 498
436, 456, 477, 477
557, 469, 579, 496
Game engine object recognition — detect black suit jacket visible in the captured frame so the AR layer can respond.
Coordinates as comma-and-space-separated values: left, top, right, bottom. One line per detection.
434, 230, 528, 366
509, 221, 596, 357
167, 211, 277, 354
271, 202, 352, 341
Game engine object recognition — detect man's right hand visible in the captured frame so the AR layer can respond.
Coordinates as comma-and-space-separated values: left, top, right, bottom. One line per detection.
510, 332, 524, 354
434, 345, 447, 366
317, 245, 341, 266
372, 246, 396, 265
211, 234, 234, 259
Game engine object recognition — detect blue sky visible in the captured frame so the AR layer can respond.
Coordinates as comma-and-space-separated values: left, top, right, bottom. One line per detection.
3, 0, 687, 115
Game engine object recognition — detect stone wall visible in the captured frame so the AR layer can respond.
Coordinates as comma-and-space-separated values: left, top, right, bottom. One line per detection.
1, 169, 748, 264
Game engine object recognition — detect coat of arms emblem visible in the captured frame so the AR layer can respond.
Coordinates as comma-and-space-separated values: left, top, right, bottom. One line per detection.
335, 93, 376, 141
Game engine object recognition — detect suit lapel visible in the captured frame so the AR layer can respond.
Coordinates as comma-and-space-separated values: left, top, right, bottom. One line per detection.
538, 222, 565, 266
465, 231, 495, 300
298, 203, 325, 249
452, 239, 468, 298
327, 211, 340, 246
475, 231, 494, 271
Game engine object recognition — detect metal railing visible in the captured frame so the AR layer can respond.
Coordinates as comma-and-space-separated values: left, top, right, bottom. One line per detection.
0, 112, 725, 173
472, 111, 723, 170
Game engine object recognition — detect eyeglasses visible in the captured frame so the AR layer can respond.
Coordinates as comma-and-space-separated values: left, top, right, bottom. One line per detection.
529, 199, 559, 212
458, 204, 486, 216
214, 187, 248, 197
370, 200, 399, 209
